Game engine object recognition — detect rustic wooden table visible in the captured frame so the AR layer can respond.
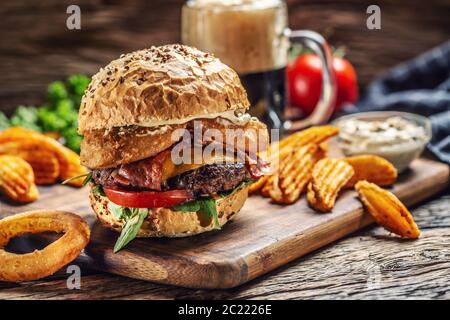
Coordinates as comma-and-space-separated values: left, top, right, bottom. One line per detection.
1, 191, 448, 300
1, 0, 449, 300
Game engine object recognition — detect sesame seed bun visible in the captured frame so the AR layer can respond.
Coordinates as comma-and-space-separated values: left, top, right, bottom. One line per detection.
80, 117, 267, 169
78, 44, 249, 134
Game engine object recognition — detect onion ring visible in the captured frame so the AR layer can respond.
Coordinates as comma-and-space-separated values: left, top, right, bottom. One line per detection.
0, 210, 90, 282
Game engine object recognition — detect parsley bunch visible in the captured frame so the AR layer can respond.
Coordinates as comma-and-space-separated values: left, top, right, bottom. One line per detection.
0, 74, 90, 153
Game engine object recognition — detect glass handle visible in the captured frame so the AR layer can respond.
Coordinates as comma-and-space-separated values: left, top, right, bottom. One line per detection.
285, 29, 337, 132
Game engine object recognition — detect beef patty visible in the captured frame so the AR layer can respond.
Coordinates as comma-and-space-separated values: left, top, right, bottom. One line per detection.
166, 163, 249, 195
92, 163, 249, 195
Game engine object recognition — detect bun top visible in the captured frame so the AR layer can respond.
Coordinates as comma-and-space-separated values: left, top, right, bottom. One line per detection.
78, 44, 249, 133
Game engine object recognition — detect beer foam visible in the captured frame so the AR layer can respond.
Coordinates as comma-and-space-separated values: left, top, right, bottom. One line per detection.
189, 0, 281, 9
182, 0, 288, 74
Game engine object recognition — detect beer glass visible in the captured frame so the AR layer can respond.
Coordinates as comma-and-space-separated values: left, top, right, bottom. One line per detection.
182, 0, 336, 132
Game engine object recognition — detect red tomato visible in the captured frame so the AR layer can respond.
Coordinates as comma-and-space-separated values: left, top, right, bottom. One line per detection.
287, 53, 358, 115
104, 188, 192, 208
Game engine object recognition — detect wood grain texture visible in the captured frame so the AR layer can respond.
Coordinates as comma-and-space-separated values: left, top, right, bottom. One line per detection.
0, 158, 448, 290
1, 0, 449, 114
0, 193, 449, 300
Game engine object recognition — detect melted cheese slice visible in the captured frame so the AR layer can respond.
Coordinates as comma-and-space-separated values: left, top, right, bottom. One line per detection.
161, 152, 238, 181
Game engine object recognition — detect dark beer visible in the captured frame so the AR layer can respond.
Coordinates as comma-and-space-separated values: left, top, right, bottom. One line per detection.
182, 0, 335, 131
239, 67, 286, 130
182, 0, 289, 130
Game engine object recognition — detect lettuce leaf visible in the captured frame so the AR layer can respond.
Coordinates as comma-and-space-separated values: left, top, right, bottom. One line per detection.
172, 181, 253, 229
173, 198, 220, 229
172, 201, 201, 212
113, 207, 149, 253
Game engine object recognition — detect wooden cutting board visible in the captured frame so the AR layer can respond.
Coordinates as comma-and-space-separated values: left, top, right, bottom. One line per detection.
0, 158, 448, 289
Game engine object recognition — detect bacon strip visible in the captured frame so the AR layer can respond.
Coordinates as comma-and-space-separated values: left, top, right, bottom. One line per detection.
116, 150, 171, 191
92, 150, 170, 191
92, 133, 270, 191
246, 156, 271, 179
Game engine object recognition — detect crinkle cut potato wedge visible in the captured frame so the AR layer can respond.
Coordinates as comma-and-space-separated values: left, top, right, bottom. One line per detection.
0, 127, 87, 187
0, 128, 69, 179
269, 144, 324, 204
15, 149, 60, 185
0, 155, 38, 203
261, 175, 275, 197
307, 158, 354, 212
60, 148, 89, 187
276, 125, 339, 153
14, 184, 39, 203
248, 174, 269, 194
355, 180, 420, 239
250, 125, 339, 194
344, 155, 397, 188
266, 125, 338, 164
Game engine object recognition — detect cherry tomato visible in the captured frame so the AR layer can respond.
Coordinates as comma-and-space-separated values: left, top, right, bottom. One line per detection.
104, 188, 192, 208
287, 53, 358, 115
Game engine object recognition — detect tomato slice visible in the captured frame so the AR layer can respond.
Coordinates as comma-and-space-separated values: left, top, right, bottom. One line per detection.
104, 188, 192, 208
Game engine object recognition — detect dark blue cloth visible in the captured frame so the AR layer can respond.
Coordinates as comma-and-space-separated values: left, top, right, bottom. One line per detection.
344, 41, 450, 164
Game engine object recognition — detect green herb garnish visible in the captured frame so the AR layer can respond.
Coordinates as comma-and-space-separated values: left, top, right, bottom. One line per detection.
173, 198, 222, 229
61, 172, 92, 185
48, 81, 69, 104
82, 172, 93, 186
4, 74, 90, 152
10, 106, 42, 132
106, 202, 150, 253
92, 184, 105, 196
108, 202, 126, 220
173, 181, 252, 229
198, 198, 220, 229
172, 201, 201, 212
67, 74, 91, 97
113, 208, 149, 253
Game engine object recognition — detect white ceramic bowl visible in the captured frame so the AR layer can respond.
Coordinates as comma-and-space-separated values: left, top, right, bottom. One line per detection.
332, 111, 432, 173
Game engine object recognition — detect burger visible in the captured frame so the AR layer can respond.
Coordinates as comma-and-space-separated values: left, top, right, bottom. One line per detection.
77, 44, 269, 252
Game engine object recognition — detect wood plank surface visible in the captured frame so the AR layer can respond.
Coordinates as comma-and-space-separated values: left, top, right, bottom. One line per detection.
1, 158, 448, 289
0, 192, 448, 300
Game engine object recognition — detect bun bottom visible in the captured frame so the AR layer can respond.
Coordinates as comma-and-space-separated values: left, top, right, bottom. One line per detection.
89, 186, 248, 237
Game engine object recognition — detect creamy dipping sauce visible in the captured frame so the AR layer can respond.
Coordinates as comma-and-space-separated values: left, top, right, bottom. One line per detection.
336, 116, 430, 173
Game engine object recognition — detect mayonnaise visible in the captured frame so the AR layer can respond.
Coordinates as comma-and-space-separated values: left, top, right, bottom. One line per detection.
336, 116, 430, 173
